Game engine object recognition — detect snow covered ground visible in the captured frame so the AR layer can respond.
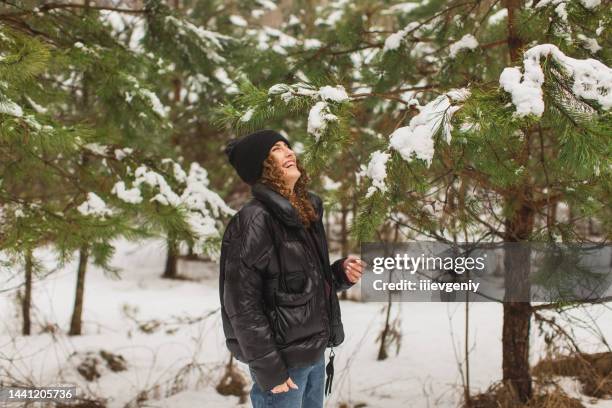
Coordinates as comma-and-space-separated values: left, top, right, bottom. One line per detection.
1, 239, 611, 407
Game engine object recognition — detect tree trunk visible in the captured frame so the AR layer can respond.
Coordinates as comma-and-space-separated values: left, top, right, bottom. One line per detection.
22, 250, 33, 336
464, 288, 471, 407
377, 301, 392, 361
502, 302, 532, 401
69, 245, 89, 336
340, 201, 349, 258
503, 0, 524, 64
502, 201, 534, 402
340, 201, 349, 300
162, 238, 179, 279
377, 226, 400, 360
500, 0, 533, 402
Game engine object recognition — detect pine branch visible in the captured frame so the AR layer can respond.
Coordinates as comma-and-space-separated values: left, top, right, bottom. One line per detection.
0, 3, 148, 18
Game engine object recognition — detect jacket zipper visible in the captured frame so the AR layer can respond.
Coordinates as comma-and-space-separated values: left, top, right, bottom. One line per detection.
300, 226, 333, 341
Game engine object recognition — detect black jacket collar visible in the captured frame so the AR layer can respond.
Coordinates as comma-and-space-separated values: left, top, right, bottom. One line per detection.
251, 182, 322, 228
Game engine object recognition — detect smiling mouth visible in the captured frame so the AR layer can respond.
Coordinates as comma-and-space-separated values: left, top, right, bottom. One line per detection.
283, 161, 296, 168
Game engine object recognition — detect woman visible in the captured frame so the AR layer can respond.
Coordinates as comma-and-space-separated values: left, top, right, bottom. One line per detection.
219, 129, 364, 408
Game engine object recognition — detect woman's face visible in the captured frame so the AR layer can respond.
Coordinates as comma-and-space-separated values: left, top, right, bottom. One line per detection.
269, 141, 301, 187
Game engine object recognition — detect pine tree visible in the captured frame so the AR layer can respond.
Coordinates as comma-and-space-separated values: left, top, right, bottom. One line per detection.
218, 0, 611, 403
140, 0, 242, 276
0, 3, 234, 335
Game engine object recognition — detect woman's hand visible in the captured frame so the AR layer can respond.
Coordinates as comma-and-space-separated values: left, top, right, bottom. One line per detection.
271, 377, 299, 393
342, 255, 366, 283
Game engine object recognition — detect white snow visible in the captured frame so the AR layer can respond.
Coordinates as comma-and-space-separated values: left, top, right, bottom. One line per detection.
500, 44, 612, 117
180, 163, 235, 254
212, 67, 232, 85
0, 98, 23, 117
84, 143, 108, 155
319, 85, 349, 103
73, 41, 99, 56
287, 15, 301, 26
26, 96, 48, 114
555, 2, 568, 22
134, 165, 182, 207
487, 8, 507, 25
384, 31, 405, 52
577, 34, 602, 53
534, 0, 562, 8
212, 68, 239, 94
139, 89, 168, 118
111, 181, 143, 204
99, 11, 146, 53
125, 163, 233, 254
256, 0, 277, 10
23, 115, 42, 131
291, 141, 305, 155
268, 83, 350, 141
164, 16, 229, 50
307, 101, 338, 142
268, 83, 292, 96
240, 108, 254, 122
383, 22, 420, 52
169, 159, 187, 184
389, 90, 468, 166
2, 240, 612, 408
229, 15, 247, 27
77, 192, 113, 218
579, 0, 601, 8
180, 163, 235, 219
251, 9, 265, 19
164, 16, 229, 64
322, 175, 341, 191
446, 87, 471, 102
499, 66, 545, 117
449, 34, 479, 58
185, 211, 217, 241
365, 150, 390, 198
124, 76, 169, 118
315, 9, 344, 27
304, 38, 322, 50
382, 2, 421, 15
262, 26, 298, 49
114, 147, 133, 161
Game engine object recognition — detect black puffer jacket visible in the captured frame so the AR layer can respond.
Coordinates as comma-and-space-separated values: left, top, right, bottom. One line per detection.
219, 182, 354, 391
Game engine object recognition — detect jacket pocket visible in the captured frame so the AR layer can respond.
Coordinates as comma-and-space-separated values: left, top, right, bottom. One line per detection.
272, 276, 324, 345
283, 270, 307, 294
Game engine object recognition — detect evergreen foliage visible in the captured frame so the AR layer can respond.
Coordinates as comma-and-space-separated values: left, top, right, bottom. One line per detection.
0, 3, 234, 274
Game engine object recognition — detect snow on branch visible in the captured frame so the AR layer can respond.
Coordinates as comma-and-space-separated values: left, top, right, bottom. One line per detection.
77, 193, 113, 218
365, 151, 390, 198
111, 161, 235, 254
248, 26, 299, 55
390, 89, 469, 165
449, 34, 479, 58
363, 89, 470, 197
124, 75, 169, 118
383, 22, 420, 52
0, 96, 24, 117
161, 15, 231, 64
500, 44, 611, 117
267, 82, 350, 141
308, 101, 338, 142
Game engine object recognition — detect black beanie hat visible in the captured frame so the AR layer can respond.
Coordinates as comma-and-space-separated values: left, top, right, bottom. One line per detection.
224, 129, 291, 185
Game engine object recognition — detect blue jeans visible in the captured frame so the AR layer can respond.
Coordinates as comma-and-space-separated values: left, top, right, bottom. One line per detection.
249, 355, 325, 408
